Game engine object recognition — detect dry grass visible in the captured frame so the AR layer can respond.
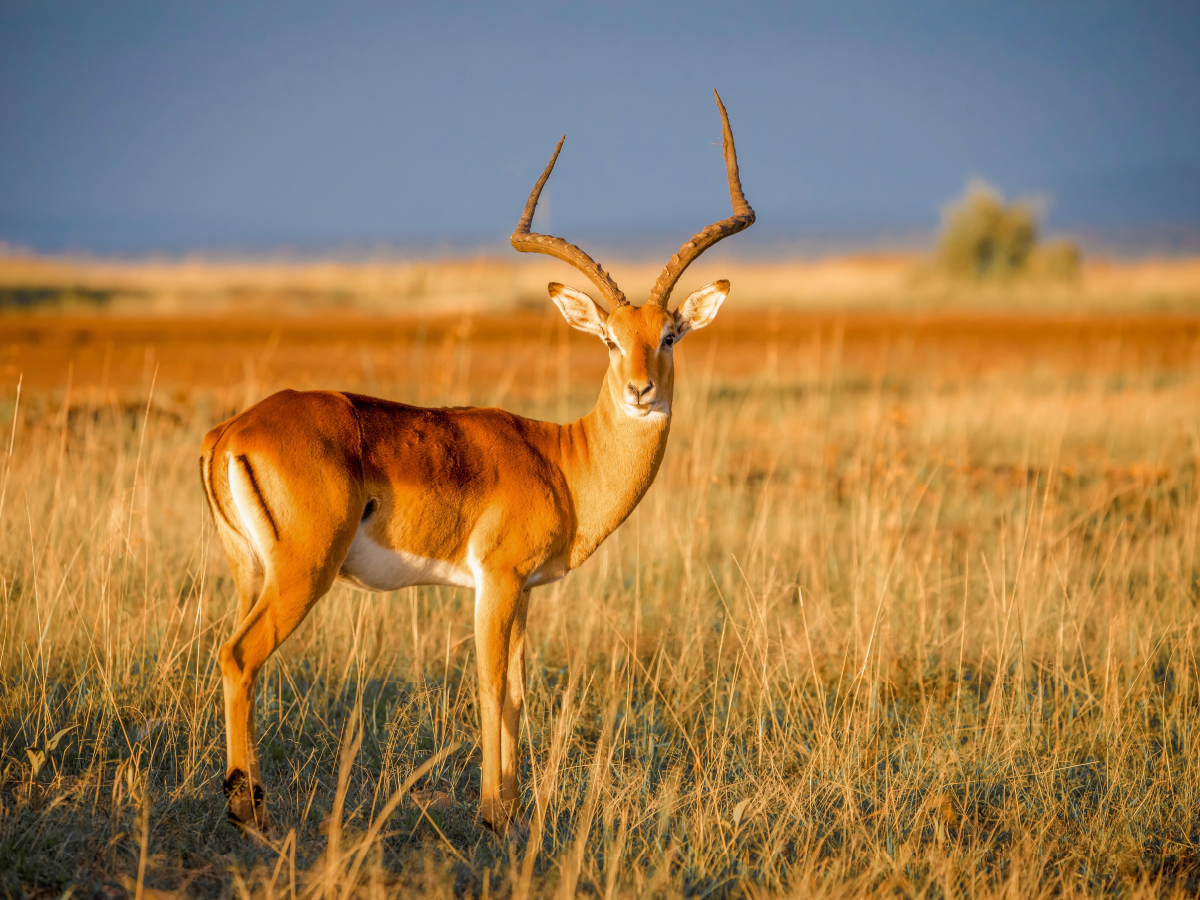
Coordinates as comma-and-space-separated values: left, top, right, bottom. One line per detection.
3, 252, 1200, 316
2, 290, 1200, 898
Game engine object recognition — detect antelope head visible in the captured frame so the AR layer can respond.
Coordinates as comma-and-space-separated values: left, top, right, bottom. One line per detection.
512, 91, 755, 421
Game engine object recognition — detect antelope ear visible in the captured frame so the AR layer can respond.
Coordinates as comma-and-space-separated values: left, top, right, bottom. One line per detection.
548, 282, 609, 340
674, 280, 729, 339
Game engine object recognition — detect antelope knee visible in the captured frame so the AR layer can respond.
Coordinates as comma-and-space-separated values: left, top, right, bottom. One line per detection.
219, 640, 256, 686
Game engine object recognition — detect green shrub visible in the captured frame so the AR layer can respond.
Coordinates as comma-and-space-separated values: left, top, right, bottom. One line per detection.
937, 179, 1078, 280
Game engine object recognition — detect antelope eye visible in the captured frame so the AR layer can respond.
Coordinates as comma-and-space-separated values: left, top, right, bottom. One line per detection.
663, 333, 675, 348
604, 338, 618, 351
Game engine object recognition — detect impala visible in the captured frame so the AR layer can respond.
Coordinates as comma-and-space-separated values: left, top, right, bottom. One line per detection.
200, 90, 755, 836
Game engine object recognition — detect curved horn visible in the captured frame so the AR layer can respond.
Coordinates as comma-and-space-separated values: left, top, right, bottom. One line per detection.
511, 137, 628, 309
647, 90, 756, 309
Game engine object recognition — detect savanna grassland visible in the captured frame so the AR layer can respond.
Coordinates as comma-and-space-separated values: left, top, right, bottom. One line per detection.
3, 255, 1200, 899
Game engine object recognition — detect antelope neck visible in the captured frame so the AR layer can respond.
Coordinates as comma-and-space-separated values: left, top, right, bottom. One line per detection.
556, 367, 672, 568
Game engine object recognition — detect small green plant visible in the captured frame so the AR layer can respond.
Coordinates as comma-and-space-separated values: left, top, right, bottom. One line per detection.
937, 179, 1079, 280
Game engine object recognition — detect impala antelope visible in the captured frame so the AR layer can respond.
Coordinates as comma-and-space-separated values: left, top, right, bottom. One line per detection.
200, 90, 755, 836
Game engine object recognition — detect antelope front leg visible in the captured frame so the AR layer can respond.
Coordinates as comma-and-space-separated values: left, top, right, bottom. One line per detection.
502, 589, 531, 811
474, 571, 525, 832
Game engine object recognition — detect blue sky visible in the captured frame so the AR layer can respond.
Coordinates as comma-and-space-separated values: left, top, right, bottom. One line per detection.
1, 1, 1197, 255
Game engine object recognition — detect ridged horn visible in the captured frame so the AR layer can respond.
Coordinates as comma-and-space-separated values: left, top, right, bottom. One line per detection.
646, 90, 755, 309
511, 137, 628, 309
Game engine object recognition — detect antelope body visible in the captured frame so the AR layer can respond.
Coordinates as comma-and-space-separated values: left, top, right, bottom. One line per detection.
200, 91, 755, 835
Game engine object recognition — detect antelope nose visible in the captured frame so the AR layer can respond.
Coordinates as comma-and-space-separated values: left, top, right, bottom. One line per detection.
626, 381, 654, 403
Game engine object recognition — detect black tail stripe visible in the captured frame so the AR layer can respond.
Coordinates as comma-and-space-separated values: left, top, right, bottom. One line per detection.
236, 455, 280, 542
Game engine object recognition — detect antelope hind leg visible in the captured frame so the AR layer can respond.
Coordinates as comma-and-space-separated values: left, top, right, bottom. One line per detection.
219, 569, 335, 836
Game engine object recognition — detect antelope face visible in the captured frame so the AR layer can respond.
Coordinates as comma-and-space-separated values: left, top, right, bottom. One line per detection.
513, 91, 752, 424
548, 280, 729, 420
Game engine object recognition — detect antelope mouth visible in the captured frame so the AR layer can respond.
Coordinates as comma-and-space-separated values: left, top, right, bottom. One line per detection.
624, 400, 667, 419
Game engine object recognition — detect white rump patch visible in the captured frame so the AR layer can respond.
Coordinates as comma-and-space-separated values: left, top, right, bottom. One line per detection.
340, 524, 474, 591
227, 456, 269, 559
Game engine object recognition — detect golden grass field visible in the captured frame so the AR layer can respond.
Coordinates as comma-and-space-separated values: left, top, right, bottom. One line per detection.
3, 254, 1200, 898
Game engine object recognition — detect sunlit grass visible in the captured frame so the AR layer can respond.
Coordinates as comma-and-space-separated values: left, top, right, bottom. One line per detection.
2, 251, 1200, 319
2, 316, 1199, 898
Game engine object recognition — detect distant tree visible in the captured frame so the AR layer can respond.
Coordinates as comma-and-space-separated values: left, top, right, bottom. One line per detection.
937, 180, 1079, 280
1028, 238, 1082, 280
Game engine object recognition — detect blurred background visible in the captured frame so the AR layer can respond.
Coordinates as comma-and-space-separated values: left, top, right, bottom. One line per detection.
3, 0, 1199, 324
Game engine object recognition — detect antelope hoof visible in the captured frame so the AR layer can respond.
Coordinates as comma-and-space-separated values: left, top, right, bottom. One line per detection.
224, 769, 269, 837
508, 815, 531, 842
482, 808, 529, 841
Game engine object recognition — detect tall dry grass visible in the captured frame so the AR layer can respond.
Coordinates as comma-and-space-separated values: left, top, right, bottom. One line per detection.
2, 314, 1200, 898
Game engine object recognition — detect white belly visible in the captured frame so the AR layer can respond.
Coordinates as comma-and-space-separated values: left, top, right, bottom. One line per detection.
339, 525, 474, 591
